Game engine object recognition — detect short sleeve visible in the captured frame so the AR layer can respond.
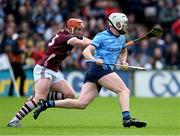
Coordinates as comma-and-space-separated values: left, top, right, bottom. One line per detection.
91, 33, 104, 48
122, 35, 127, 49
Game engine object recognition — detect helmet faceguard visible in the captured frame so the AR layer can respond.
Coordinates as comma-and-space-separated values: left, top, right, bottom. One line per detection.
108, 13, 128, 34
66, 18, 85, 34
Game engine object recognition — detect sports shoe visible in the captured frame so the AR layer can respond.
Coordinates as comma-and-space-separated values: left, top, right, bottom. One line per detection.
33, 99, 47, 120
123, 118, 147, 128
7, 120, 21, 128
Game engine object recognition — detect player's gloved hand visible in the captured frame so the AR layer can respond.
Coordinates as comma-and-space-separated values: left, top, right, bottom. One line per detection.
95, 59, 103, 65
121, 61, 129, 71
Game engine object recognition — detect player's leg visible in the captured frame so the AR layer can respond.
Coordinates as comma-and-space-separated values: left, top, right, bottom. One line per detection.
7, 78, 51, 128
98, 72, 147, 128
46, 91, 65, 100
98, 72, 130, 113
33, 82, 99, 119
44, 70, 75, 100
28, 79, 75, 101
54, 82, 98, 109
7, 67, 75, 127
50, 79, 75, 99
7, 65, 52, 127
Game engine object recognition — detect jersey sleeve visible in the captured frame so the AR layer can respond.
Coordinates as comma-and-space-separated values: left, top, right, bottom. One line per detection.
122, 35, 127, 49
91, 33, 104, 48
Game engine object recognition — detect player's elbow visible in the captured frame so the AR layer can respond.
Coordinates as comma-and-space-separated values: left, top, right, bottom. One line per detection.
82, 48, 88, 57
78, 105, 86, 110
77, 100, 89, 110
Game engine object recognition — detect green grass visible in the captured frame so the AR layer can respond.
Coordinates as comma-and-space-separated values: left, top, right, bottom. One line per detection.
0, 97, 180, 135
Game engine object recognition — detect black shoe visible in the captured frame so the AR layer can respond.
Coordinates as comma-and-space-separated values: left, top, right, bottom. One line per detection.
123, 118, 147, 128
33, 99, 47, 120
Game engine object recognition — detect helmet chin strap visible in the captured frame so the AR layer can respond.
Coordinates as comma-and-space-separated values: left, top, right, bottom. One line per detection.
118, 29, 126, 34
108, 19, 125, 35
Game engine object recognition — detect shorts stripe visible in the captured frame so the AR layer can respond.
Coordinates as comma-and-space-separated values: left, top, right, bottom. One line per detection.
40, 67, 46, 79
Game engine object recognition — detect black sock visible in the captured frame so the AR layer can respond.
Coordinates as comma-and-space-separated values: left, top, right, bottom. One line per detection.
45, 100, 55, 108
122, 111, 131, 120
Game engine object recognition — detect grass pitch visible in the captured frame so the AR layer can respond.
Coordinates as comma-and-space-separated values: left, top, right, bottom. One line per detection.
0, 97, 180, 135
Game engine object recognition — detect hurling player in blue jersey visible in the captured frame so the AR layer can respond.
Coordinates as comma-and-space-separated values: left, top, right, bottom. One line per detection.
33, 13, 147, 128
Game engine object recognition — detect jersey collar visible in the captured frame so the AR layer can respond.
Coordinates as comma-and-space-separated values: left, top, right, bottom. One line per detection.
106, 28, 119, 38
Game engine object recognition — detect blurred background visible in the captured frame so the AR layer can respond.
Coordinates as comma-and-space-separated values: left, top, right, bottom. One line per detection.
0, 0, 179, 97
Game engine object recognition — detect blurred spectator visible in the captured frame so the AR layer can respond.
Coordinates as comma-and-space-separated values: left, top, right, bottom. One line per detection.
128, 40, 151, 67
6, 34, 27, 96
158, 0, 177, 31
44, 21, 64, 41
0, 0, 179, 70
0, 18, 3, 46
149, 47, 165, 70
171, 19, 180, 44
165, 42, 180, 69
0, 25, 15, 53
28, 40, 45, 65
128, 51, 150, 67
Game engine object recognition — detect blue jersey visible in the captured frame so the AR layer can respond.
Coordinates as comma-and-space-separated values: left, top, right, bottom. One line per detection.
91, 29, 126, 69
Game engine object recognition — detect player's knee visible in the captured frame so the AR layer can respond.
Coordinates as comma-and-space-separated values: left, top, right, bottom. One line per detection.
125, 88, 130, 94
117, 87, 130, 95
122, 88, 130, 94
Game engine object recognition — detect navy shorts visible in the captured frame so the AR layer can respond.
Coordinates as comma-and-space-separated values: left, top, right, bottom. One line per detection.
84, 64, 114, 92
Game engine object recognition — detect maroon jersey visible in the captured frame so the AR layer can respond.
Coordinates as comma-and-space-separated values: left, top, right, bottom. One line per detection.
38, 30, 73, 71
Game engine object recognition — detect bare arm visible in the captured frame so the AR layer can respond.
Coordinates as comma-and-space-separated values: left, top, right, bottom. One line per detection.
120, 47, 128, 64
67, 37, 91, 47
82, 45, 103, 65
82, 45, 96, 60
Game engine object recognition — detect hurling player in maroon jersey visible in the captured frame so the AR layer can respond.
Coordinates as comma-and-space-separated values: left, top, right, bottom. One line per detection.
7, 18, 91, 127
